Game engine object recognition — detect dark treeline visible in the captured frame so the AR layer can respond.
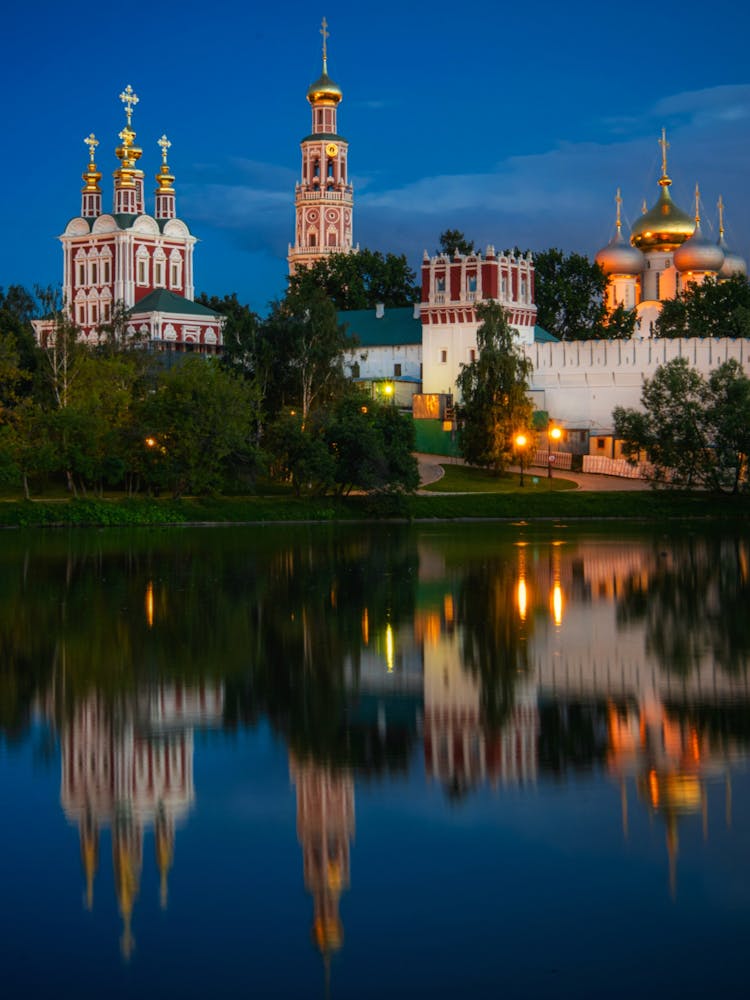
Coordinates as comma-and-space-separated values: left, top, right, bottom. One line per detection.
0, 279, 418, 499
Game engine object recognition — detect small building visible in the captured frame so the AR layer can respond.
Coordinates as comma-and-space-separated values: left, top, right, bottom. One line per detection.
339, 303, 422, 409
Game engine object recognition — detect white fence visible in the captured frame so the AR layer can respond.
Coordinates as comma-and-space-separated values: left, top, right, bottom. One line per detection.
582, 455, 651, 479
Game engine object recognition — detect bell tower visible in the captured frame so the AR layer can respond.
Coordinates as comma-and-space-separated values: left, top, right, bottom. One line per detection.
288, 19, 354, 275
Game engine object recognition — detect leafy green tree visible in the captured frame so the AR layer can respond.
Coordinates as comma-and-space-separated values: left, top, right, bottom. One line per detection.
324, 394, 419, 495
613, 357, 750, 491
263, 410, 335, 496
142, 357, 256, 497
264, 286, 355, 420
0, 285, 38, 376
534, 248, 618, 340
438, 230, 475, 256
705, 360, 750, 493
654, 274, 750, 339
287, 249, 418, 310
456, 301, 533, 473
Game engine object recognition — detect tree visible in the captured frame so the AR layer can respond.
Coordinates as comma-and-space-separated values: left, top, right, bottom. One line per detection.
614, 356, 750, 492
534, 248, 624, 340
264, 286, 355, 420
705, 360, 750, 493
287, 249, 419, 310
438, 230, 475, 257
654, 274, 750, 339
456, 301, 533, 473
141, 357, 256, 497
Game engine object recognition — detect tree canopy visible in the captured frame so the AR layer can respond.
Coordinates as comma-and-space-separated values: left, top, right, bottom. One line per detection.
456, 301, 533, 473
614, 356, 750, 493
437, 230, 476, 257
533, 248, 635, 341
654, 274, 750, 339
286, 249, 418, 310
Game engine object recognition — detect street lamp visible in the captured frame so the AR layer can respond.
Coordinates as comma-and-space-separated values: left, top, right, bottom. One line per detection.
548, 425, 562, 478
514, 433, 528, 487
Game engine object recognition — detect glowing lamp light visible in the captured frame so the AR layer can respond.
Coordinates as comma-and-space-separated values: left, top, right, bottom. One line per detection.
145, 580, 154, 628
515, 433, 527, 448
145, 436, 157, 448
383, 383, 394, 396
549, 426, 562, 442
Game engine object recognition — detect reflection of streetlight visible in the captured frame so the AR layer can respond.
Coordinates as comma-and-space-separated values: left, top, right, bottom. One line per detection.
548, 425, 562, 479
514, 433, 528, 487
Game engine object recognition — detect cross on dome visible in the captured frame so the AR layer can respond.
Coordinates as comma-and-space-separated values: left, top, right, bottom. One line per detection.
158, 134, 172, 164
84, 133, 98, 163
658, 127, 670, 183
119, 85, 139, 127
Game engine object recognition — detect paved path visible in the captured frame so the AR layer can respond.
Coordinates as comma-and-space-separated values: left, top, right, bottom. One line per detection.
415, 453, 651, 492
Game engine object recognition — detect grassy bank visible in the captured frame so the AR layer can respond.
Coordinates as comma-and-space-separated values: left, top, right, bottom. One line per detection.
0, 489, 748, 526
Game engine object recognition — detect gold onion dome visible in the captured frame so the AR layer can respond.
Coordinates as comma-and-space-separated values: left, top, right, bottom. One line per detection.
307, 18, 342, 105
596, 189, 645, 276
630, 129, 694, 251
307, 69, 342, 105
674, 186, 725, 273
630, 183, 694, 251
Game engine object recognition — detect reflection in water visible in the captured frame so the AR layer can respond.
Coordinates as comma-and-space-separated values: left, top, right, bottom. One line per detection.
53, 683, 223, 956
1, 527, 749, 991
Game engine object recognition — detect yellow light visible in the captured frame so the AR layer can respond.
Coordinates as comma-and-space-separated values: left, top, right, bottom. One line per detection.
361, 608, 369, 645
517, 578, 527, 621
549, 426, 562, 441
552, 583, 563, 626
383, 383, 394, 396
360, 405, 368, 414
145, 580, 154, 628
515, 433, 527, 448
145, 436, 157, 449
385, 623, 394, 672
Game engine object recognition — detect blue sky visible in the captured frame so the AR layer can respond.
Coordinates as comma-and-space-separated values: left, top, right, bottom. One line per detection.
4, 0, 750, 314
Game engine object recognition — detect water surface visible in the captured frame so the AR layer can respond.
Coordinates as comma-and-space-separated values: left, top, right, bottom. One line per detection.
1, 524, 749, 998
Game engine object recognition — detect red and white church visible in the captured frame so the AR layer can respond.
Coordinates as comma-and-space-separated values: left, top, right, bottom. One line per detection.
34, 86, 222, 353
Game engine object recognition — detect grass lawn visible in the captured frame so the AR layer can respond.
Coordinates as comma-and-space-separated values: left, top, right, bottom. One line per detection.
424, 464, 577, 493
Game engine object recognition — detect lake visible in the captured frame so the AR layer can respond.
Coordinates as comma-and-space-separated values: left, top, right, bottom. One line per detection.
1, 523, 749, 998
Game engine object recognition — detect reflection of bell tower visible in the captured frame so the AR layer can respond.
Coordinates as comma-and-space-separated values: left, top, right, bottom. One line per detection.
290, 755, 355, 966
113, 816, 143, 960
288, 19, 354, 275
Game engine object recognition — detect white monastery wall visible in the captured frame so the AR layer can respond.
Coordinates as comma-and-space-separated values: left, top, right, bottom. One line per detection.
525, 337, 750, 432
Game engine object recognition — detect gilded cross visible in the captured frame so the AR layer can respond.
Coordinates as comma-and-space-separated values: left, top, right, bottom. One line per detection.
119, 85, 139, 126
694, 183, 701, 223
658, 127, 669, 177
158, 134, 171, 164
615, 187, 622, 229
718, 195, 725, 235
84, 133, 98, 163
320, 17, 329, 64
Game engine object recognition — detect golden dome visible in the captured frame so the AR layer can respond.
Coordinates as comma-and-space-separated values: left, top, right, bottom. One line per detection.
307, 70, 342, 105
630, 181, 694, 252
631, 128, 694, 252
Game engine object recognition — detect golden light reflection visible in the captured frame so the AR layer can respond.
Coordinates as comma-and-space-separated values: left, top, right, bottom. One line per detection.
517, 578, 527, 621
552, 583, 563, 626
443, 593, 454, 626
648, 769, 660, 808
145, 580, 154, 629
361, 607, 369, 645
385, 623, 394, 672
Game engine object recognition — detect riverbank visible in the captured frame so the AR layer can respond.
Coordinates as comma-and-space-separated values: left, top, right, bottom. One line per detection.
0, 489, 748, 527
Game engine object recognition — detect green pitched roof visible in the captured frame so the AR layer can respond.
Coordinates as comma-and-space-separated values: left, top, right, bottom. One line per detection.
338, 306, 421, 347
130, 289, 220, 318
533, 325, 558, 343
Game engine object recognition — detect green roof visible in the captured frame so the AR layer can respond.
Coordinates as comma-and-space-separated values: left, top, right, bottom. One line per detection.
300, 131, 347, 144
112, 213, 139, 230
533, 325, 558, 343
338, 306, 421, 347
130, 289, 220, 318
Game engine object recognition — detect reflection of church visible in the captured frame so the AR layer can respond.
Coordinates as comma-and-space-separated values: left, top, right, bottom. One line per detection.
58, 683, 223, 957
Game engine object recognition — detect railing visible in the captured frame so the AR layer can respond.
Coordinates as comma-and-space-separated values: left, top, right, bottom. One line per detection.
582, 455, 650, 478
530, 450, 573, 470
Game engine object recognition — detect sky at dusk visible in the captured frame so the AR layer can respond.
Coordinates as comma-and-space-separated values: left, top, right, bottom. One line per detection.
4, 0, 750, 314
